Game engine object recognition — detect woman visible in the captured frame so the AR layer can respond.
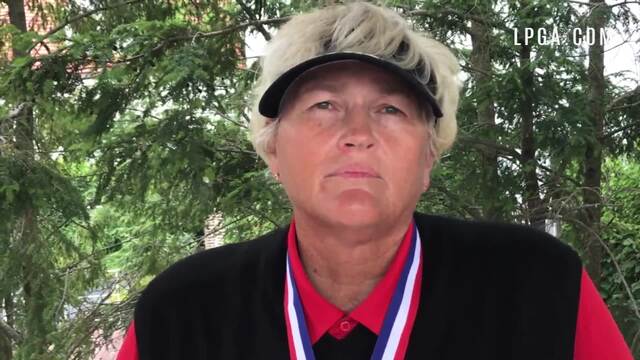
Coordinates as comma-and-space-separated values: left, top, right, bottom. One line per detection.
117, 2, 632, 359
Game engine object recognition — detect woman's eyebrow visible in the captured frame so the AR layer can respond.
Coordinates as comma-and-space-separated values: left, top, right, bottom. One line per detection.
298, 81, 342, 95
377, 83, 413, 98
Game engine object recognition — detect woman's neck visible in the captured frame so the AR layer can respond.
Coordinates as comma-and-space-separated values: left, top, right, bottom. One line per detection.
293, 210, 412, 312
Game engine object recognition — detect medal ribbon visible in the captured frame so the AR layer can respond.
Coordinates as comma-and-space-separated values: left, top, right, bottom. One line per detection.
284, 223, 423, 360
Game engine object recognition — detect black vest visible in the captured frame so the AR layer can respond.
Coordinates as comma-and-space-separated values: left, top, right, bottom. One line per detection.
134, 212, 582, 359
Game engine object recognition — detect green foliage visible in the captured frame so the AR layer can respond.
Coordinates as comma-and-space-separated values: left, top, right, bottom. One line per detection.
600, 156, 640, 342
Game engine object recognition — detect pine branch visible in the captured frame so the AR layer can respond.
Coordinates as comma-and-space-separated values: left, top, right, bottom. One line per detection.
457, 135, 584, 188
117, 17, 289, 63
431, 183, 484, 220
607, 86, 640, 111
2, 102, 32, 121
236, 0, 272, 41
456, 135, 522, 159
605, 121, 640, 139
27, 0, 144, 53
565, 0, 638, 6
460, 64, 493, 78
0, 318, 21, 343
407, 8, 511, 33
607, 0, 639, 6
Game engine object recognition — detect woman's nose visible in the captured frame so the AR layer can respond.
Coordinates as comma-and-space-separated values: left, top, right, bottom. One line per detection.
339, 106, 375, 151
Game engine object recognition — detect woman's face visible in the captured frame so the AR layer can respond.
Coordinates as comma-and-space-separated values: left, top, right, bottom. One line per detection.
266, 60, 435, 228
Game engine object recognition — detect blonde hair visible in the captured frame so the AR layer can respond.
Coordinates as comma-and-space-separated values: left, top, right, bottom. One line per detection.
249, 1, 461, 162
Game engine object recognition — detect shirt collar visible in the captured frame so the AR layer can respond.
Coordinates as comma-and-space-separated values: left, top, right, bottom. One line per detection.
286, 216, 415, 344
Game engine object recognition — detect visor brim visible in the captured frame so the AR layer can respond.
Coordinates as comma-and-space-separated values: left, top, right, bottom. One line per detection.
257, 52, 443, 119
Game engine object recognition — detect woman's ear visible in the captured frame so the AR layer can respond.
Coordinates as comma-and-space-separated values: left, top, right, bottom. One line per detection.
264, 123, 279, 180
266, 153, 279, 181
422, 147, 435, 192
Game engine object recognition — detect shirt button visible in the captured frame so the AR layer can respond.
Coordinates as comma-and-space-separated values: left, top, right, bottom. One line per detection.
339, 320, 352, 332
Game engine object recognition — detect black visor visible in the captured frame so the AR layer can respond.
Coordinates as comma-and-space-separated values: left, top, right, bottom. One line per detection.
257, 51, 442, 119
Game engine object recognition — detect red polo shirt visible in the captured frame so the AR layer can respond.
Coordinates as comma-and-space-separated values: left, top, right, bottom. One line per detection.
116, 220, 633, 360
286, 216, 417, 343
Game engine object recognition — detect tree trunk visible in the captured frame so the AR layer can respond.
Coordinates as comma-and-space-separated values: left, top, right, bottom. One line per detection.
203, 213, 225, 250
0, 295, 20, 357
0, 295, 14, 359
3, 295, 14, 328
517, 3, 546, 231
0, 331, 11, 360
6, 0, 27, 40
469, 5, 502, 221
7, 0, 49, 356
581, 0, 607, 284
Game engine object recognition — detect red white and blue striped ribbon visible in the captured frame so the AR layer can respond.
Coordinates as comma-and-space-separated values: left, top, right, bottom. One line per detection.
284, 223, 422, 360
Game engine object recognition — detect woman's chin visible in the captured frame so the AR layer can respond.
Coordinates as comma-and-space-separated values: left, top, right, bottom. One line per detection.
325, 193, 387, 226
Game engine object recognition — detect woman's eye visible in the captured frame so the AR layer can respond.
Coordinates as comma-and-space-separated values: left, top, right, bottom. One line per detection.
313, 101, 333, 110
382, 105, 403, 115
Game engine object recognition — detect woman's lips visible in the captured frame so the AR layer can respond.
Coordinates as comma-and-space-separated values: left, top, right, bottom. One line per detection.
327, 164, 381, 178
334, 171, 379, 178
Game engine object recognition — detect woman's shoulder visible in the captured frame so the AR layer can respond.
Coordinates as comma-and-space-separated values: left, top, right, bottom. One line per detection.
414, 212, 583, 306
134, 225, 288, 310
413, 212, 581, 265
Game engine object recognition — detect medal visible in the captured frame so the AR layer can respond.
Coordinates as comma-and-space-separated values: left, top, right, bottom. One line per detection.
284, 223, 423, 360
